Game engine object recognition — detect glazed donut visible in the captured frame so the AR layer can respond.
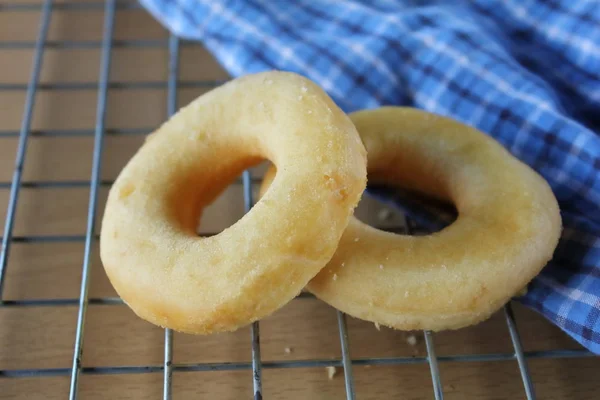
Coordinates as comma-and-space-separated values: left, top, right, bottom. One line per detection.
261, 107, 561, 331
100, 71, 367, 334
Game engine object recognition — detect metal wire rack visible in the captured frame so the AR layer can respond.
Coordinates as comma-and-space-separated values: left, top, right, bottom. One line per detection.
0, 1, 596, 399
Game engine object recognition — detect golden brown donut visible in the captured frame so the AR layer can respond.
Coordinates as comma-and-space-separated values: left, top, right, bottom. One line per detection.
261, 107, 561, 331
100, 71, 367, 334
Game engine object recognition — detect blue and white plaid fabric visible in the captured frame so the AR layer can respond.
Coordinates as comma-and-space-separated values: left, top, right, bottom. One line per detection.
140, 0, 600, 353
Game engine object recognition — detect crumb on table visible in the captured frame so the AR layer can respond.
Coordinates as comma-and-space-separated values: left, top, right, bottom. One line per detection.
406, 334, 417, 346
326, 366, 337, 380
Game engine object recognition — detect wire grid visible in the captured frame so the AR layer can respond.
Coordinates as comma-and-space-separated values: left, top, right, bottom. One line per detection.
0, 1, 595, 399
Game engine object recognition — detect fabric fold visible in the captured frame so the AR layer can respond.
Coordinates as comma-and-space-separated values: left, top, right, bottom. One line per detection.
140, 0, 600, 353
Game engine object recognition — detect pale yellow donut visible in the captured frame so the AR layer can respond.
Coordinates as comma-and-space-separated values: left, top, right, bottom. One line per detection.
100, 71, 367, 334
261, 107, 561, 331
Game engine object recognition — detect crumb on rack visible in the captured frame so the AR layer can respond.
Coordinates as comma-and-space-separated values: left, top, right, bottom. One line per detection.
374, 322, 381, 331
326, 366, 337, 380
333, 273, 338, 281
379, 264, 384, 270
406, 334, 417, 346
404, 290, 409, 298
340, 262, 345, 268
354, 237, 360, 242
284, 347, 293, 355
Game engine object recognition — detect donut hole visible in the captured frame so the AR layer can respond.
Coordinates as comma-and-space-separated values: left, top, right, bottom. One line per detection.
185, 158, 275, 236
193, 167, 265, 236
355, 184, 457, 235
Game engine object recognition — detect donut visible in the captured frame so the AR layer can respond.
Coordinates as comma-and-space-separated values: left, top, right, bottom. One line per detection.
100, 71, 367, 334
260, 107, 561, 331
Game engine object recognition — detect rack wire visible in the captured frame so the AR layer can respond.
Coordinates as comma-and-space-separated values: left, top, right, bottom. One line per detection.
0, 1, 596, 399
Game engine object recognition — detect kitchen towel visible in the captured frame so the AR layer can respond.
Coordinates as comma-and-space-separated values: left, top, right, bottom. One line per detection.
140, 0, 600, 353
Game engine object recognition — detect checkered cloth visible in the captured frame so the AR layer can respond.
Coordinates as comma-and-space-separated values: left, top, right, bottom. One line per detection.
140, 0, 600, 353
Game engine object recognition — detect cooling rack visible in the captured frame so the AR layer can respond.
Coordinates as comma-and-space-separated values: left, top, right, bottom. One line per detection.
0, 1, 597, 399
